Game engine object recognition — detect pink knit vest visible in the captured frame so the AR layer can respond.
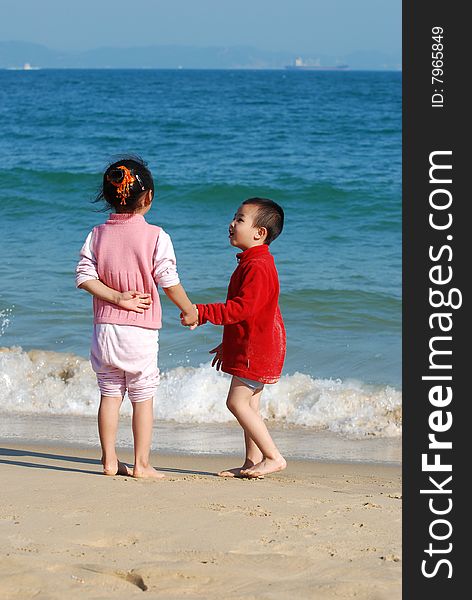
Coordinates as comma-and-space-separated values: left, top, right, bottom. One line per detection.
91, 213, 162, 329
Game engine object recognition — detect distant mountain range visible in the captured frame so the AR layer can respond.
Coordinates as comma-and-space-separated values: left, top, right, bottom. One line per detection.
0, 41, 401, 70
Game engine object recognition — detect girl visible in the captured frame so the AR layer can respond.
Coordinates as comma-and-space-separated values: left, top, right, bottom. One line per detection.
76, 156, 198, 479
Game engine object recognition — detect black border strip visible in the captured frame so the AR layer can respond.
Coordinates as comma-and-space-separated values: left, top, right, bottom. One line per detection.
403, 2, 466, 594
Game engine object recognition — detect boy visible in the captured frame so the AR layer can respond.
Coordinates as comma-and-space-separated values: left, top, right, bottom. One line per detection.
181, 197, 286, 478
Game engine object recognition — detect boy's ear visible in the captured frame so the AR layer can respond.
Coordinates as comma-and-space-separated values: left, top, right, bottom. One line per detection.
254, 226, 268, 241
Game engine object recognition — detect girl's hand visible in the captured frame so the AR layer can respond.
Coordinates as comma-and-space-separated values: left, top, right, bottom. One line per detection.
117, 291, 152, 313
180, 304, 199, 329
209, 343, 223, 371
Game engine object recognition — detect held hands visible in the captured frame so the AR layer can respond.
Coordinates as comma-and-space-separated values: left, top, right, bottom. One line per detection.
209, 343, 223, 371
180, 304, 199, 330
117, 291, 152, 313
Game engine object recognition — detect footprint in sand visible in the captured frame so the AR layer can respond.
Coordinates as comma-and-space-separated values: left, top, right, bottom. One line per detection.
380, 554, 401, 562
363, 502, 382, 508
81, 565, 148, 591
206, 503, 271, 517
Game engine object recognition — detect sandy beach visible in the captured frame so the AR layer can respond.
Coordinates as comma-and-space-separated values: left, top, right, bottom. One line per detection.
0, 443, 401, 599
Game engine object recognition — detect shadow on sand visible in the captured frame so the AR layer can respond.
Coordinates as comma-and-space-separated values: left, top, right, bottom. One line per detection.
0, 447, 217, 477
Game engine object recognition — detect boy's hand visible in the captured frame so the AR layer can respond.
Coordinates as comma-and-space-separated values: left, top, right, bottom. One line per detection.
117, 291, 152, 313
180, 304, 199, 330
209, 343, 223, 371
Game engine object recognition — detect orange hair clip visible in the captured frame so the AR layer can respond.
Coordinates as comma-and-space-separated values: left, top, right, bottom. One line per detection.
107, 165, 135, 205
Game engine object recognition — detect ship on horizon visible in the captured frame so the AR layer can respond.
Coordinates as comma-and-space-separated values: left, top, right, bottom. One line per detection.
285, 57, 348, 71
6, 62, 40, 71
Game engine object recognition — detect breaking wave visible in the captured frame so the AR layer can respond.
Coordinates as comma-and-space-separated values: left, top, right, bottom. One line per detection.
0, 347, 401, 438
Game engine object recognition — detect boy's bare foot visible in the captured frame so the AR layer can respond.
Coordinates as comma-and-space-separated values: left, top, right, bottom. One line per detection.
133, 465, 166, 479
217, 466, 264, 479
103, 460, 132, 477
242, 457, 287, 478
217, 467, 249, 478
218, 459, 264, 478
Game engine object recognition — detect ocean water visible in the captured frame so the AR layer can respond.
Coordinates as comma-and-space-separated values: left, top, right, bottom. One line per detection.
0, 69, 401, 454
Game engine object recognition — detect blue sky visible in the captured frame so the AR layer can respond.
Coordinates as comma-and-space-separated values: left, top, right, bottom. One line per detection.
0, 0, 400, 54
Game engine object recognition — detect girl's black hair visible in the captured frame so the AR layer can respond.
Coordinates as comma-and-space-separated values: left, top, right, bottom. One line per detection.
95, 155, 154, 212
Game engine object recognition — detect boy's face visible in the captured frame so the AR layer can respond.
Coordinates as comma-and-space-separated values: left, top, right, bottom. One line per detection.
228, 204, 266, 250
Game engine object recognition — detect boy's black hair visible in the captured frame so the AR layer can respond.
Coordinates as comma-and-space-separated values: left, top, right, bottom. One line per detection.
242, 197, 284, 245
95, 155, 154, 212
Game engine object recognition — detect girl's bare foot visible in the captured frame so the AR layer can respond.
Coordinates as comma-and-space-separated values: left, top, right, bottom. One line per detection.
103, 459, 132, 477
242, 456, 287, 478
218, 459, 264, 478
133, 465, 166, 479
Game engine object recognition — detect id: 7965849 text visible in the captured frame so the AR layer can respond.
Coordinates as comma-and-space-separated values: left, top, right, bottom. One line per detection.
431, 26, 444, 108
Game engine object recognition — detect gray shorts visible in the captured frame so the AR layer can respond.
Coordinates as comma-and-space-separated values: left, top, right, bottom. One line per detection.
235, 376, 265, 391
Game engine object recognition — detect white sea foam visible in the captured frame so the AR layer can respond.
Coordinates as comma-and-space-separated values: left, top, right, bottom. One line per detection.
0, 347, 402, 438
0, 308, 13, 336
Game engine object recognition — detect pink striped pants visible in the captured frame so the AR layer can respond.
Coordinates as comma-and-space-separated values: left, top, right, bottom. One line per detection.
90, 324, 160, 402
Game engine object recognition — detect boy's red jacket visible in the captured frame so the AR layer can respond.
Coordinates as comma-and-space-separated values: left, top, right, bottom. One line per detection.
196, 244, 286, 384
